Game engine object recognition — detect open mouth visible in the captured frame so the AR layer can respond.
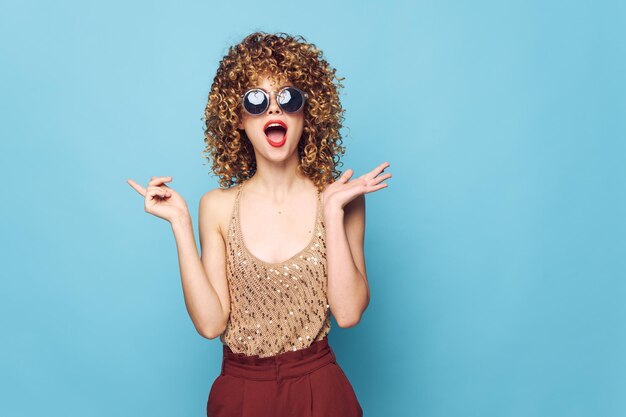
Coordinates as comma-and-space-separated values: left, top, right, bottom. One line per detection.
264, 122, 288, 146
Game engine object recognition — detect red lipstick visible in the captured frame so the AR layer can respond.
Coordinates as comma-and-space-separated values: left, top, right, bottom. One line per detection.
263, 119, 288, 147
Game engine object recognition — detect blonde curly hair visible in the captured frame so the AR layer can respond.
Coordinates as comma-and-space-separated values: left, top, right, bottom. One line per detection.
202, 32, 347, 191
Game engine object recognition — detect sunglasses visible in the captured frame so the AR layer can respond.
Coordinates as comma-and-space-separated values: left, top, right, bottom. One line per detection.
241, 86, 309, 116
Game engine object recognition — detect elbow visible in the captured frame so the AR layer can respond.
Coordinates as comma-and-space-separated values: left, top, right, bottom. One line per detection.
199, 329, 220, 340
197, 309, 230, 339
335, 301, 369, 328
198, 321, 227, 340
337, 317, 361, 328
199, 326, 223, 340
336, 312, 363, 328
337, 319, 359, 328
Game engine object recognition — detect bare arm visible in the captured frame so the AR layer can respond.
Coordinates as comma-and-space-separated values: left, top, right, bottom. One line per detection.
171, 190, 229, 338
195, 189, 231, 337
324, 194, 369, 328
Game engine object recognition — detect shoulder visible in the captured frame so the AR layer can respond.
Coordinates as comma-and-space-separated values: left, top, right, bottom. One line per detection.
199, 184, 241, 237
199, 186, 232, 211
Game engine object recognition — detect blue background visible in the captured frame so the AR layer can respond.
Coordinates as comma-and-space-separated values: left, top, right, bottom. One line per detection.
1, 0, 624, 416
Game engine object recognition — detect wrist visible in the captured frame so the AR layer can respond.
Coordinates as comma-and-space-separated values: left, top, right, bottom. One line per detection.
170, 214, 192, 229
323, 205, 344, 220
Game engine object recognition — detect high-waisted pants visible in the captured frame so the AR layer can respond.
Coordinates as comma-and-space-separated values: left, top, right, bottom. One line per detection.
206, 336, 363, 417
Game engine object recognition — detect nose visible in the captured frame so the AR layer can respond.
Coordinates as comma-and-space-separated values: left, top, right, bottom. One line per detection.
267, 91, 282, 115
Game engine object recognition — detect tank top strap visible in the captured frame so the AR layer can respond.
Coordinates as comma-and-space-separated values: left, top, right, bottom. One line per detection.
235, 182, 244, 204
228, 183, 244, 238
314, 188, 322, 223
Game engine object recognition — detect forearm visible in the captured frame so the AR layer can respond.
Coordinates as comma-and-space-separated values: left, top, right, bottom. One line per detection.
170, 216, 225, 337
324, 207, 369, 327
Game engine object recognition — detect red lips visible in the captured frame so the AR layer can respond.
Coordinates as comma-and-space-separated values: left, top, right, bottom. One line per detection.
263, 119, 287, 131
263, 119, 288, 147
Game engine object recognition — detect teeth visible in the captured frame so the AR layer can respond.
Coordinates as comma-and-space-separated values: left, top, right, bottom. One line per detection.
267, 123, 285, 128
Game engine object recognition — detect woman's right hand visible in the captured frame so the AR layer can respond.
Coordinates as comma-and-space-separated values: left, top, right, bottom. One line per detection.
127, 176, 190, 224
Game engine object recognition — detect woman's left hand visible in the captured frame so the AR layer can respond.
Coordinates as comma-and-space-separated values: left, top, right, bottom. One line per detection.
322, 162, 392, 213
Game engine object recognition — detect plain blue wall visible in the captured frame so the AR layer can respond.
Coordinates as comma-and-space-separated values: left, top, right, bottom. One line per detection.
1, 0, 624, 416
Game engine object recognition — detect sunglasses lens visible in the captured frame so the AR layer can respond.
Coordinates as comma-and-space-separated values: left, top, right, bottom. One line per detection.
243, 89, 268, 115
277, 87, 305, 113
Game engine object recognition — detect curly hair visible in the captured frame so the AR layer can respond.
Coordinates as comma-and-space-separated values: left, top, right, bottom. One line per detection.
201, 32, 347, 191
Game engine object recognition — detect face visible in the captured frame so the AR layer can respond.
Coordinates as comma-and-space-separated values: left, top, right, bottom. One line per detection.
237, 74, 305, 159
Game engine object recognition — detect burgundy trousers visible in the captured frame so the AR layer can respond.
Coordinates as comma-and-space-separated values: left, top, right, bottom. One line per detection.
206, 336, 363, 417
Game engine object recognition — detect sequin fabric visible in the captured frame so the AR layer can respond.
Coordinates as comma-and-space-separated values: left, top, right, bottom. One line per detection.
220, 181, 331, 357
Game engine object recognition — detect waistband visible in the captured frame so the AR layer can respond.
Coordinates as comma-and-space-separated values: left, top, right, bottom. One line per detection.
220, 337, 336, 384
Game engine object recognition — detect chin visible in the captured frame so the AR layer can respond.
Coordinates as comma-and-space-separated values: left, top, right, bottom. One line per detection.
263, 141, 299, 159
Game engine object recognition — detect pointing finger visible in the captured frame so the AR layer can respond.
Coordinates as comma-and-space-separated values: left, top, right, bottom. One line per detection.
127, 179, 146, 197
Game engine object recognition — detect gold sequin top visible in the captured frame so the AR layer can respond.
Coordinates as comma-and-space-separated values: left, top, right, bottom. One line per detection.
219, 181, 331, 357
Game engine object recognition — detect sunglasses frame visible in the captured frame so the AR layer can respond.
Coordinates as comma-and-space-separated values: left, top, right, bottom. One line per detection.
241, 86, 309, 116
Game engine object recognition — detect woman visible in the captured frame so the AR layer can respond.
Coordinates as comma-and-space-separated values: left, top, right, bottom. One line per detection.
128, 32, 391, 416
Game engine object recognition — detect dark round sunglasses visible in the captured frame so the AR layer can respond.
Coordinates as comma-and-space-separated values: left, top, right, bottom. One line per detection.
241, 86, 309, 116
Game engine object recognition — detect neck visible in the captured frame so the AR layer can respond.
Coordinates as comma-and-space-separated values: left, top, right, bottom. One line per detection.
246, 153, 311, 202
